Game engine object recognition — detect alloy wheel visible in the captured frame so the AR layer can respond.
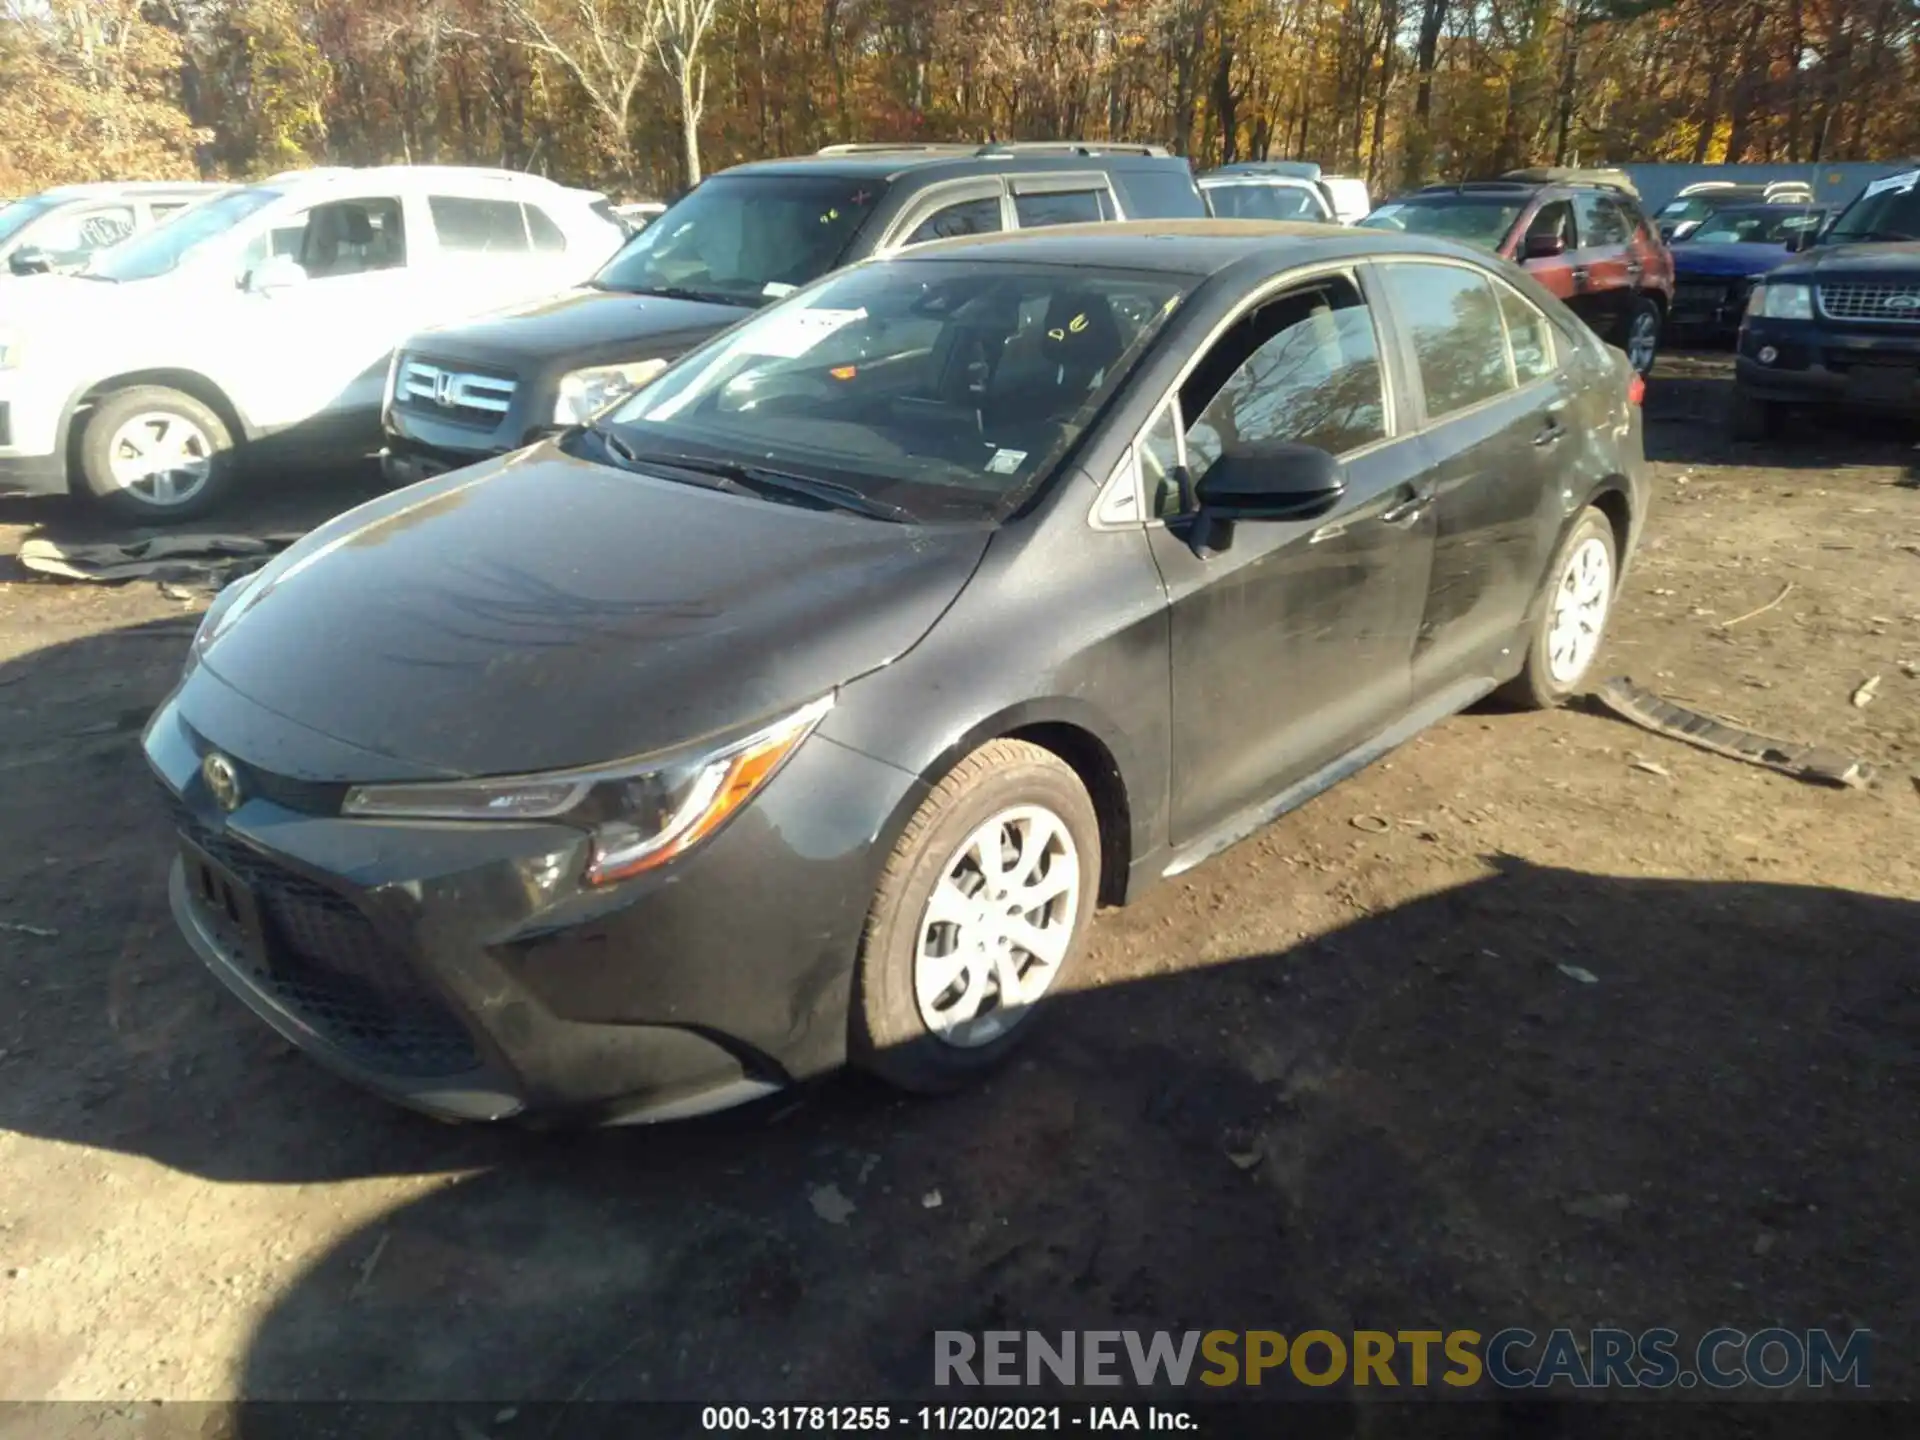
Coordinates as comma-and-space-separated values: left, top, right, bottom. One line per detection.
105, 412, 214, 508
913, 803, 1081, 1049
1627, 310, 1659, 374
1546, 535, 1613, 684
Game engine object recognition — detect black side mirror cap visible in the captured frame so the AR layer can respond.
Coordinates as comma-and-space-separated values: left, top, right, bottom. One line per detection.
9, 246, 51, 275
1194, 441, 1345, 523
1523, 232, 1567, 260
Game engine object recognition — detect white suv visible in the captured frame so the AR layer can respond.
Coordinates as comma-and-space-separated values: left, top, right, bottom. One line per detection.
0, 166, 625, 521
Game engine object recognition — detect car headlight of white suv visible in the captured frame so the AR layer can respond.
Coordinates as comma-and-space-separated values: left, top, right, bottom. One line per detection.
552, 360, 669, 426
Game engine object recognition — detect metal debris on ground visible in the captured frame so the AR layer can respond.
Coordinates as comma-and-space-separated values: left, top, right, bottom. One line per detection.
1630, 759, 1672, 778
0, 922, 58, 938
16, 532, 303, 592
1716, 580, 1793, 630
1349, 814, 1392, 834
1592, 678, 1876, 790
1555, 963, 1600, 985
921, 1189, 944, 1210
1850, 675, 1881, 708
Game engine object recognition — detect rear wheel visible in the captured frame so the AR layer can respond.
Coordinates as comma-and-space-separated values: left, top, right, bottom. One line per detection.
1728, 388, 1781, 442
1623, 296, 1662, 377
1498, 507, 1619, 710
852, 739, 1099, 1093
77, 385, 237, 524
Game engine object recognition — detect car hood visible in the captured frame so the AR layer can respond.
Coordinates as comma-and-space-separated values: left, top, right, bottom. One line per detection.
194, 444, 990, 780
1672, 242, 1791, 279
0, 272, 137, 327
407, 286, 752, 369
1769, 241, 1920, 281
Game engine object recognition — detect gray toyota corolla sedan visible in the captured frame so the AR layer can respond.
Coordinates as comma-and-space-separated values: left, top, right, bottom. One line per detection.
145, 220, 1647, 1126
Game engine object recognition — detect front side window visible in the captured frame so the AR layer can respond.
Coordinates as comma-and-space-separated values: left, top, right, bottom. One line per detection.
592, 174, 889, 307
1358, 197, 1527, 252
1179, 276, 1388, 490
1525, 200, 1577, 249
1202, 182, 1326, 222
29, 205, 135, 264
430, 195, 530, 254
902, 196, 1003, 247
1380, 262, 1515, 419
297, 198, 406, 278
1013, 188, 1112, 228
599, 260, 1190, 522
90, 186, 281, 281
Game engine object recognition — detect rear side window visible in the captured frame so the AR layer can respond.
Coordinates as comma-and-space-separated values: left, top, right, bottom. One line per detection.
1574, 193, 1630, 247
1204, 183, 1326, 221
1380, 262, 1515, 419
524, 205, 567, 252
1497, 285, 1556, 384
1014, 189, 1112, 229
1114, 167, 1207, 219
429, 195, 530, 253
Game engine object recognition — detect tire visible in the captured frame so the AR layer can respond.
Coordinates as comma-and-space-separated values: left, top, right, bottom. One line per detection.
1728, 388, 1780, 443
852, 739, 1100, 1094
1497, 507, 1620, 711
77, 385, 237, 524
1622, 295, 1662, 378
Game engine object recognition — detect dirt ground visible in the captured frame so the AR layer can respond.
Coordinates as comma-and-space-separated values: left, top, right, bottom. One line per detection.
0, 354, 1915, 1417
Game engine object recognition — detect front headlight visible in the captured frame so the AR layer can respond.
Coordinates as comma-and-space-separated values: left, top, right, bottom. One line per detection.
340, 694, 833, 884
552, 360, 669, 426
1750, 282, 1812, 320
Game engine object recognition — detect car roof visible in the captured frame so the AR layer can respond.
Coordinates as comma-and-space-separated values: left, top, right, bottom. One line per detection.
716, 143, 1179, 183
254, 165, 597, 197
37, 181, 226, 202
888, 217, 1487, 274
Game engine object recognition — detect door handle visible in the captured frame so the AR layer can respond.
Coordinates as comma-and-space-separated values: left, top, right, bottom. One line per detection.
1533, 414, 1567, 447
1379, 484, 1434, 525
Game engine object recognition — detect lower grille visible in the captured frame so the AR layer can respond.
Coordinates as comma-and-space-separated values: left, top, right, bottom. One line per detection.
1817, 282, 1920, 323
174, 806, 480, 1078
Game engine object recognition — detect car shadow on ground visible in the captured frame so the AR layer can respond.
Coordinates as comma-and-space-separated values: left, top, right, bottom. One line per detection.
1647, 353, 1919, 480
194, 861, 1917, 1415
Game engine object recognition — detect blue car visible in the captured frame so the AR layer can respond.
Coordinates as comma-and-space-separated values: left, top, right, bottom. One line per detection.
1669, 204, 1831, 344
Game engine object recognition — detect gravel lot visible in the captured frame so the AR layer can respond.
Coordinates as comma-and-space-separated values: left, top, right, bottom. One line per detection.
1, 356, 1915, 1416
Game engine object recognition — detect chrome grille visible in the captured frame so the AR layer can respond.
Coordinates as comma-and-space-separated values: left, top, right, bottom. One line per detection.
1816, 282, 1920, 323
397, 357, 517, 427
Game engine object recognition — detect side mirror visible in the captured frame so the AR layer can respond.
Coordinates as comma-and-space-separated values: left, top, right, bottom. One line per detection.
1783, 230, 1814, 253
1523, 231, 1567, 260
9, 246, 52, 276
1188, 442, 1344, 557
244, 253, 306, 294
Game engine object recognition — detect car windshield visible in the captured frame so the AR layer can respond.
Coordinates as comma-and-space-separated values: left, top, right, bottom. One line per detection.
1825, 171, 1920, 243
1688, 207, 1827, 244
0, 196, 55, 248
1357, 197, 1525, 251
88, 187, 281, 281
591, 174, 890, 307
1657, 195, 1732, 227
595, 260, 1191, 523
1202, 181, 1323, 221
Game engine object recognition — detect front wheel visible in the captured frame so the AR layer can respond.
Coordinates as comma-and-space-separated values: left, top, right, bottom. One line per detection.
1498, 507, 1620, 710
851, 739, 1100, 1093
77, 385, 237, 524
1623, 296, 1662, 377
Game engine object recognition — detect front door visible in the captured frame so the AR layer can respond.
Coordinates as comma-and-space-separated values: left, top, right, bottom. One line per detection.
1141, 272, 1436, 845
1373, 259, 1569, 695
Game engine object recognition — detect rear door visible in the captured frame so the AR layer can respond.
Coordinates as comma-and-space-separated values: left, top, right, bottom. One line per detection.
1373, 258, 1570, 697
1516, 197, 1582, 309
1570, 191, 1635, 341
880, 179, 1007, 253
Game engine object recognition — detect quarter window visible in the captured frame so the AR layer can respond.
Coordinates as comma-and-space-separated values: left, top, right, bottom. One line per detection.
430, 195, 530, 253
902, 196, 1003, 247
1380, 263, 1515, 419
1013, 188, 1112, 228
525, 205, 568, 252
1497, 285, 1556, 384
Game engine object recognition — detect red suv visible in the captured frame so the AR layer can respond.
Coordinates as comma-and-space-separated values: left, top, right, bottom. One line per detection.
1358, 179, 1674, 375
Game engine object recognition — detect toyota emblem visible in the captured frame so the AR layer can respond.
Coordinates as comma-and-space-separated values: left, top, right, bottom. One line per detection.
202, 752, 243, 813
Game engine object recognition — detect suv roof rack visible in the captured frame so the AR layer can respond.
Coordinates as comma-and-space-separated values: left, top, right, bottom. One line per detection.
815, 141, 1169, 158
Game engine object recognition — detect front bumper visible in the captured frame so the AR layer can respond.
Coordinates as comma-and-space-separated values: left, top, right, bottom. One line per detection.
1671, 278, 1755, 339
144, 691, 923, 1125
0, 370, 70, 494
1735, 320, 1920, 414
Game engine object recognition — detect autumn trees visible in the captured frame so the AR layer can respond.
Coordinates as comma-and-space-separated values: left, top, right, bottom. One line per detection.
0, 0, 1914, 200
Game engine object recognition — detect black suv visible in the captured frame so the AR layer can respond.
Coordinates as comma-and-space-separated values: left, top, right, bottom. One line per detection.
1730, 166, 1920, 438
381, 142, 1206, 484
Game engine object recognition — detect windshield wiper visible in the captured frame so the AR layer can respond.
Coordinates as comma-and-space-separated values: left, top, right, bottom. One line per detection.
600, 282, 755, 307
628, 450, 915, 523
